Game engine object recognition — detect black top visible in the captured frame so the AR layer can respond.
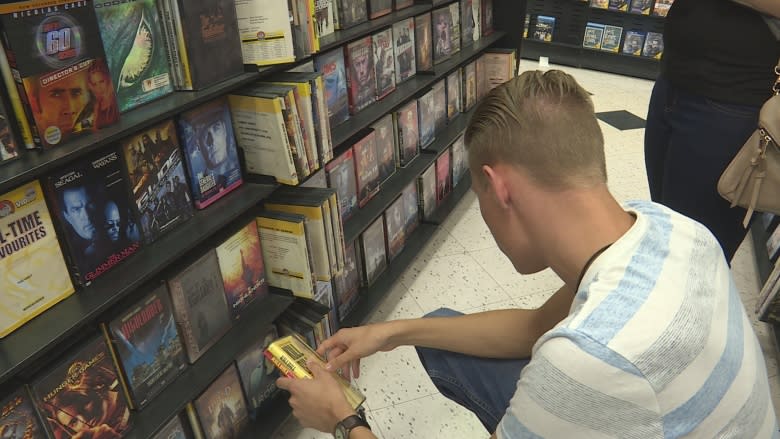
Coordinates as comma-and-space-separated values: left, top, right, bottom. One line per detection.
662, 0, 780, 106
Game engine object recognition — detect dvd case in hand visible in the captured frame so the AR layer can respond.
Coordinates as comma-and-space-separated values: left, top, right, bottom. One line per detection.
396, 100, 419, 167
451, 134, 468, 187
415, 13, 434, 73
418, 163, 437, 220
372, 28, 396, 99
0, 1, 119, 148
392, 18, 416, 83
325, 148, 358, 221
167, 250, 232, 363
402, 180, 420, 235
352, 130, 380, 207
191, 365, 248, 439
152, 415, 188, 439
236, 325, 280, 411
418, 90, 436, 148
314, 48, 350, 127
0, 387, 46, 439
446, 69, 462, 122
235, 0, 296, 66
105, 284, 188, 409
372, 114, 397, 186
432, 80, 447, 134
0, 180, 75, 338
177, 97, 243, 209
30, 337, 132, 439
384, 194, 406, 261
121, 119, 194, 244
215, 220, 269, 320
48, 147, 143, 286
345, 37, 376, 114
94, 0, 174, 112
359, 215, 387, 286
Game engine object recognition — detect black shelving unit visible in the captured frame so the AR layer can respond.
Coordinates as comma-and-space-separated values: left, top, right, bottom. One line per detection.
319, 4, 432, 52
521, 0, 662, 80
126, 290, 294, 439
0, 182, 277, 383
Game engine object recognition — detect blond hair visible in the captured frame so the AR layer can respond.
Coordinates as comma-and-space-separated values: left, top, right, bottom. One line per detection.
464, 70, 606, 189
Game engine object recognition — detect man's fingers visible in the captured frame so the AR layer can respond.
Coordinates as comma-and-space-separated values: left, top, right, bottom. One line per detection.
316, 337, 339, 355
276, 377, 294, 391
351, 359, 361, 379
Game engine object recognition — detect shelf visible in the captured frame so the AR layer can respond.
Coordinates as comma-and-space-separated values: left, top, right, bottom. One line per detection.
0, 182, 278, 386
0, 72, 262, 194
586, 6, 666, 21
320, 4, 433, 52
331, 31, 506, 148
342, 105, 475, 243
126, 289, 295, 439
426, 173, 472, 225
242, 392, 294, 438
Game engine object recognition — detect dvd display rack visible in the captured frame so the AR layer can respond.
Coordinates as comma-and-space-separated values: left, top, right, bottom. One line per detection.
0, 0, 521, 437
521, 0, 662, 79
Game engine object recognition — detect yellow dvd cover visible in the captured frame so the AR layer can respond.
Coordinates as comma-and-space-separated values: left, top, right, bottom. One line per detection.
0, 180, 74, 338
265, 334, 365, 409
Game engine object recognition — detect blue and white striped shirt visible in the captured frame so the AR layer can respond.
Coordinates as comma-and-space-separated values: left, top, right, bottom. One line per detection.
498, 201, 777, 438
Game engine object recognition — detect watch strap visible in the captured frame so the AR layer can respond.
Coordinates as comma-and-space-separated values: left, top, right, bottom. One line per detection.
339, 414, 370, 436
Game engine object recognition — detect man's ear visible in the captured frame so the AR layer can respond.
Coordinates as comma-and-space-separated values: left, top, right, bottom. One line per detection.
481, 164, 510, 208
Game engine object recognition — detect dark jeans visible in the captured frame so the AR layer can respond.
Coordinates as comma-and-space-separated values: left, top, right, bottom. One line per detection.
644, 77, 760, 262
415, 308, 530, 433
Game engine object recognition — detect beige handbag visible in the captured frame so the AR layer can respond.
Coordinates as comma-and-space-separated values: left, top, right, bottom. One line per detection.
717, 60, 780, 227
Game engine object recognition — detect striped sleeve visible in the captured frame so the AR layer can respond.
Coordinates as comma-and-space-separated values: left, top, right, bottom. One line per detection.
497, 332, 664, 439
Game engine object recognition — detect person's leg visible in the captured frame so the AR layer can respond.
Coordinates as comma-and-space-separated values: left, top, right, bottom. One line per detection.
415, 308, 530, 433
659, 90, 759, 261
644, 77, 674, 202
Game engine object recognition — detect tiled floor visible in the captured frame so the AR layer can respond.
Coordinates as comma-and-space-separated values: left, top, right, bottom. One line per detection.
274, 60, 780, 438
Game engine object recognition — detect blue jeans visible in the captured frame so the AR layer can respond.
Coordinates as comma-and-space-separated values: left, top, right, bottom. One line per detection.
644, 77, 760, 262
415, 308, 530, 433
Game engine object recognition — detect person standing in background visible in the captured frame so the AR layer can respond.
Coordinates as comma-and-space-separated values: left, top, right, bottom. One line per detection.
644, 0, 780, 262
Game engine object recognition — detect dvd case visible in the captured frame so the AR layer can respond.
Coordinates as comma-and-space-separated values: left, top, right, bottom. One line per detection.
396, 100, 419, 167
352, 130, 380, 207
461, 0, 475, 46
345, 36, 377, 114
601, 25, 623, 53
334, 241, 360, 321
384, 194, 406, 261
235, 325, 280, 411
583, 22, 605, 50
0, 387, 46, 439
325, 148, 359, 221
177, 97, 243, 209
0, 97, 19, 163
446, 69, 462, 122
419, 163, 437, 220
315, 48, 350, 127
372, 28, 396, 99
31, 337, 132, 439
152, 415, 188, 439
451, 134, 468, 187
48, 147, 143, 286
436, 148, 452, 202
235, 0, 296, 66
432, 7, 454, 64
121, 119, 193, 244
359, 216, 387, 286
652, 0, 673, 16
629, 0, 653, 14
432, 80, 447, 134
534, 15, 555, 42
192, 365, 248, 439
609, 0, 630, 11
336, 0, 368, 30
642, 32, 664, 59
215, 220, 268, 320
401, 181, 420, 235
415, 13, 434, 73
622, 31, 646, 56
418, 90, 436, 148
392, 18, 416, 83
463, 61, 477, 111
372, 114, 397, 186
369, 0, 392, 19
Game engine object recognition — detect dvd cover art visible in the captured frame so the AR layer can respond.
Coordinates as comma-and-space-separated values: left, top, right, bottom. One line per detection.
372, 28, 396, 99
432, 80, 447, 134
235, 325, 280, 411
372, 114, 396, 185
392, 18, 416, 83
122, 119, 193, 244
336, 0, 368, 30
601, 25, 623, 53
629, 0, 653, 14
463, 61, 477, 111
622, 31, 645, 56
0, 2, 119, 148
360, 216, 386, 285
215, 220, 268, 320
534, 15, 555, 42
334, 241, 359, 320
314, 0, 335, 38
451, 134, 468, 187
152, 415, 187, 439
590, 0, 609, 7
0, 180, 74, 338
461, 0, 475, 46
193, 365, 248, 439
448, 3, 461, 54
432, 7, 453, 64
583, 22, 605, 49
325, 148, 358, 221
178, 97, 243, 209
396, 100, 419, 167
418, 91, 436, 148
446, 70, 462, 121
642, 32, 663, 59
368, 0, 392, 19
436, 149, 452, 202
415, 13, 433, 72
652, 0, 673, 16
314, 49, 350, 127
107, 284, 187, 408
346, 37, 376, 114
94, 0, 173, 113
608, 0, 629, 11
168, 250, 232, 363
0, 388, 46, 439
384, 195, 405, 260
419, 163, 436, 220
177, 0, 244, 89
353, 131, 380, 207
0, 102, 19, 163
401, 181, 419, 235
49, 147, 142, 285
31, 337, 132, 439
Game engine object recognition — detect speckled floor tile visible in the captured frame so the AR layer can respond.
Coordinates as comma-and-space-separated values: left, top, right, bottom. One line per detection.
410, 225, 468, 263
469, 248, 562, 296
441, 211, 498, 251
369, 393, 487, 439
273, 409, 385, 439
365, 279, 424, 325
355, 346, 439, 411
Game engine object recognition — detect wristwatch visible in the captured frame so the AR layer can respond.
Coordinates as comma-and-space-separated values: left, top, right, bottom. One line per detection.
334, 413, 370, 439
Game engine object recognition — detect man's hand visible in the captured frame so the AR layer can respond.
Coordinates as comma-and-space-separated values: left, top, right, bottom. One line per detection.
276, 362, 356, 433
316, 324, 398, 380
